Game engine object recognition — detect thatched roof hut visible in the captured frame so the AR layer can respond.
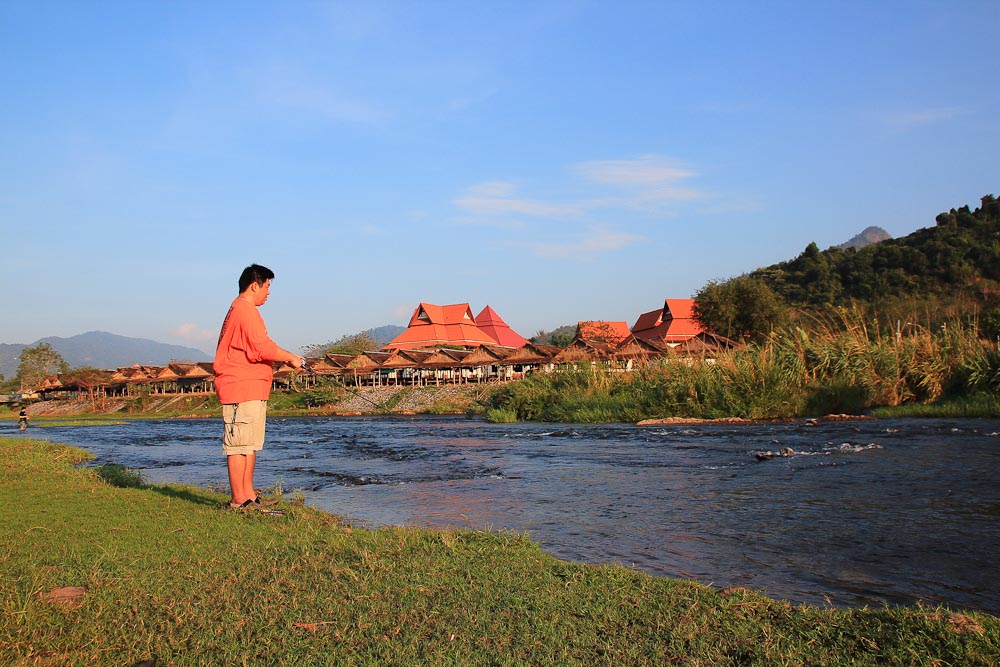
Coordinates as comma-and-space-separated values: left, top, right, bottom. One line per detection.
504, 343, 560, 365
349, 351, 392, 373
672, 331, 737, 356
614, 335, 673, 363
382, 349, 433, 370
420, 348, 471, 369
553, 338, 617, 364
459, 345, 515, 368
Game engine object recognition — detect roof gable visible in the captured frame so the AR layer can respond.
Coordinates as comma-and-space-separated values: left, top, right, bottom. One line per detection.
631, 298, 705, 342
631, 309, 663, 332
664, 298, 695, 320
409, 302, 477, 327
615, 335, 672, 360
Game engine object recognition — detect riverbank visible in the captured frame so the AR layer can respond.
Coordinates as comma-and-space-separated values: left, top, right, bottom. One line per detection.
11, 388, 997, 427
8, 384, 487, 422
2, 436, 998, 666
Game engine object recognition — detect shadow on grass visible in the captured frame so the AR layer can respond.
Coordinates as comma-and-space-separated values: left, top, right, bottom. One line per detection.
92, 463, 224, 508
147, 484, 225, 508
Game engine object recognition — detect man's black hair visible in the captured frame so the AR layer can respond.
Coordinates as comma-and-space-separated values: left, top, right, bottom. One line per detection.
238, 264, 275, 293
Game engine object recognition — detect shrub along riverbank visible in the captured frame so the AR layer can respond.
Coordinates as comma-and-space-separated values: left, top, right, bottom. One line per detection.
484, 313, 1000, 423
2, 437, 998, 666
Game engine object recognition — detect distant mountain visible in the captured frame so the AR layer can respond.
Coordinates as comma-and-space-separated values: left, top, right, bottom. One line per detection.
837, 226, 891, 250
366, 325, 407, 348
0, 331, 210, 379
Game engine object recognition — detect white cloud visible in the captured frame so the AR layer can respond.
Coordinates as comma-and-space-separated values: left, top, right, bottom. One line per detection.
451, 154, 709, 239
453, 180, 582, 218
451, 214, 527, 230
392, 304, 416, 321
577, 155, 698, 186
881, 107, 966, 130
469, 181, 516, 197
634, 185, 705, 204
521, 226, 644, 259
573, 155, 708, 216
172, 323, 216, 344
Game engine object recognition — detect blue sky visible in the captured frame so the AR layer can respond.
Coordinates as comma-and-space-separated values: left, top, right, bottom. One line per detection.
2, 1, 998, 357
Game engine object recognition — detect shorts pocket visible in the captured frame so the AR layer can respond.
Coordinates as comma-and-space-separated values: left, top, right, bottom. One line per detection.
223, 401, 266, 451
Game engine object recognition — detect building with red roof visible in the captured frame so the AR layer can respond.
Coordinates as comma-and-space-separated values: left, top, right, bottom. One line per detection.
475, 306, 528, 348
630, 299, 706, 345
383, 302, 528, 350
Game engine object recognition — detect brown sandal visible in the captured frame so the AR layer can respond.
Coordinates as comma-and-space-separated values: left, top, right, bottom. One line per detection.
227, 498, 255, 510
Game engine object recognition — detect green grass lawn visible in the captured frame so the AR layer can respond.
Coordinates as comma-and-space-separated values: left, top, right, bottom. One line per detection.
2, 437, 997, 666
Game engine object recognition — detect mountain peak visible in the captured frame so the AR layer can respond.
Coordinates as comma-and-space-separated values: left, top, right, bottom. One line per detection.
838, 226, 891, 250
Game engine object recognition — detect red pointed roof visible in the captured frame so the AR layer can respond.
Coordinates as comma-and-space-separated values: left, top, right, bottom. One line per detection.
631, 298, 705, 343
475, 306, 528, 348
384, 302, 500, 350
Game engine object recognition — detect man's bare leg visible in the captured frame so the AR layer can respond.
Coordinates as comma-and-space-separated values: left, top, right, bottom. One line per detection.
244, 451, 257, 500
227, 454, 253, 505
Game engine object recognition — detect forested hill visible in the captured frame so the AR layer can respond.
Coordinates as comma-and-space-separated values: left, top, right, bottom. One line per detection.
751, 194, 1000, 308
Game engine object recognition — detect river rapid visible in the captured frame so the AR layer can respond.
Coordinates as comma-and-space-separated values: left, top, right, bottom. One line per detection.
18, 415, 1000, 615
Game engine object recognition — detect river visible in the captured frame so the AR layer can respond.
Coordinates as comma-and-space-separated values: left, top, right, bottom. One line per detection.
17, 415, 1000, 615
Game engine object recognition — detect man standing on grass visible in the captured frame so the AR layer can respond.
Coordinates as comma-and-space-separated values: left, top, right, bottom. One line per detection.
214, 263, 303, 510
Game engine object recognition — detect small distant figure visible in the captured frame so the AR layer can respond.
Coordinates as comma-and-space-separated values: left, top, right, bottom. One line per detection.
18, 407, 29, 431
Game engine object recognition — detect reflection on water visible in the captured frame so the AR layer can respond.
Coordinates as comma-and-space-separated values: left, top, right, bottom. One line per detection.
19, 415, 1000, 614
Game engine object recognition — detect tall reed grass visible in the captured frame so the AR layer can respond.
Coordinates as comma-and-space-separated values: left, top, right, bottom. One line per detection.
484, 309, 1000, 422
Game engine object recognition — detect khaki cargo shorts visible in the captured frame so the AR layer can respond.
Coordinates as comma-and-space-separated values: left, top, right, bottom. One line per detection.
222, 400, 267, 456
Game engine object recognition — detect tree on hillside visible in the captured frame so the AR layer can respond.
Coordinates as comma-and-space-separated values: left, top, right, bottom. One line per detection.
694, 275, 789, 344
531, 326, 575, 348
578, 321, 625, 343
305, 332, 382, 357
16, 343, 68, 391
781, 242, 843, 305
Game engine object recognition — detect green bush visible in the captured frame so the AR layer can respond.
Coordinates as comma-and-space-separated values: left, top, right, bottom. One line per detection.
484, 408, 518, 423
93, 463, 145, 488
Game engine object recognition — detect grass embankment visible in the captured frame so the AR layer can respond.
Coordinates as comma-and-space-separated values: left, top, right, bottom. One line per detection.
485, 314, 1000, 423
3, 438, 998, 666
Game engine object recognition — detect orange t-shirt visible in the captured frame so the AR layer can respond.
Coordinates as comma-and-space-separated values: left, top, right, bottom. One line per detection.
213, 297, 282, 404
